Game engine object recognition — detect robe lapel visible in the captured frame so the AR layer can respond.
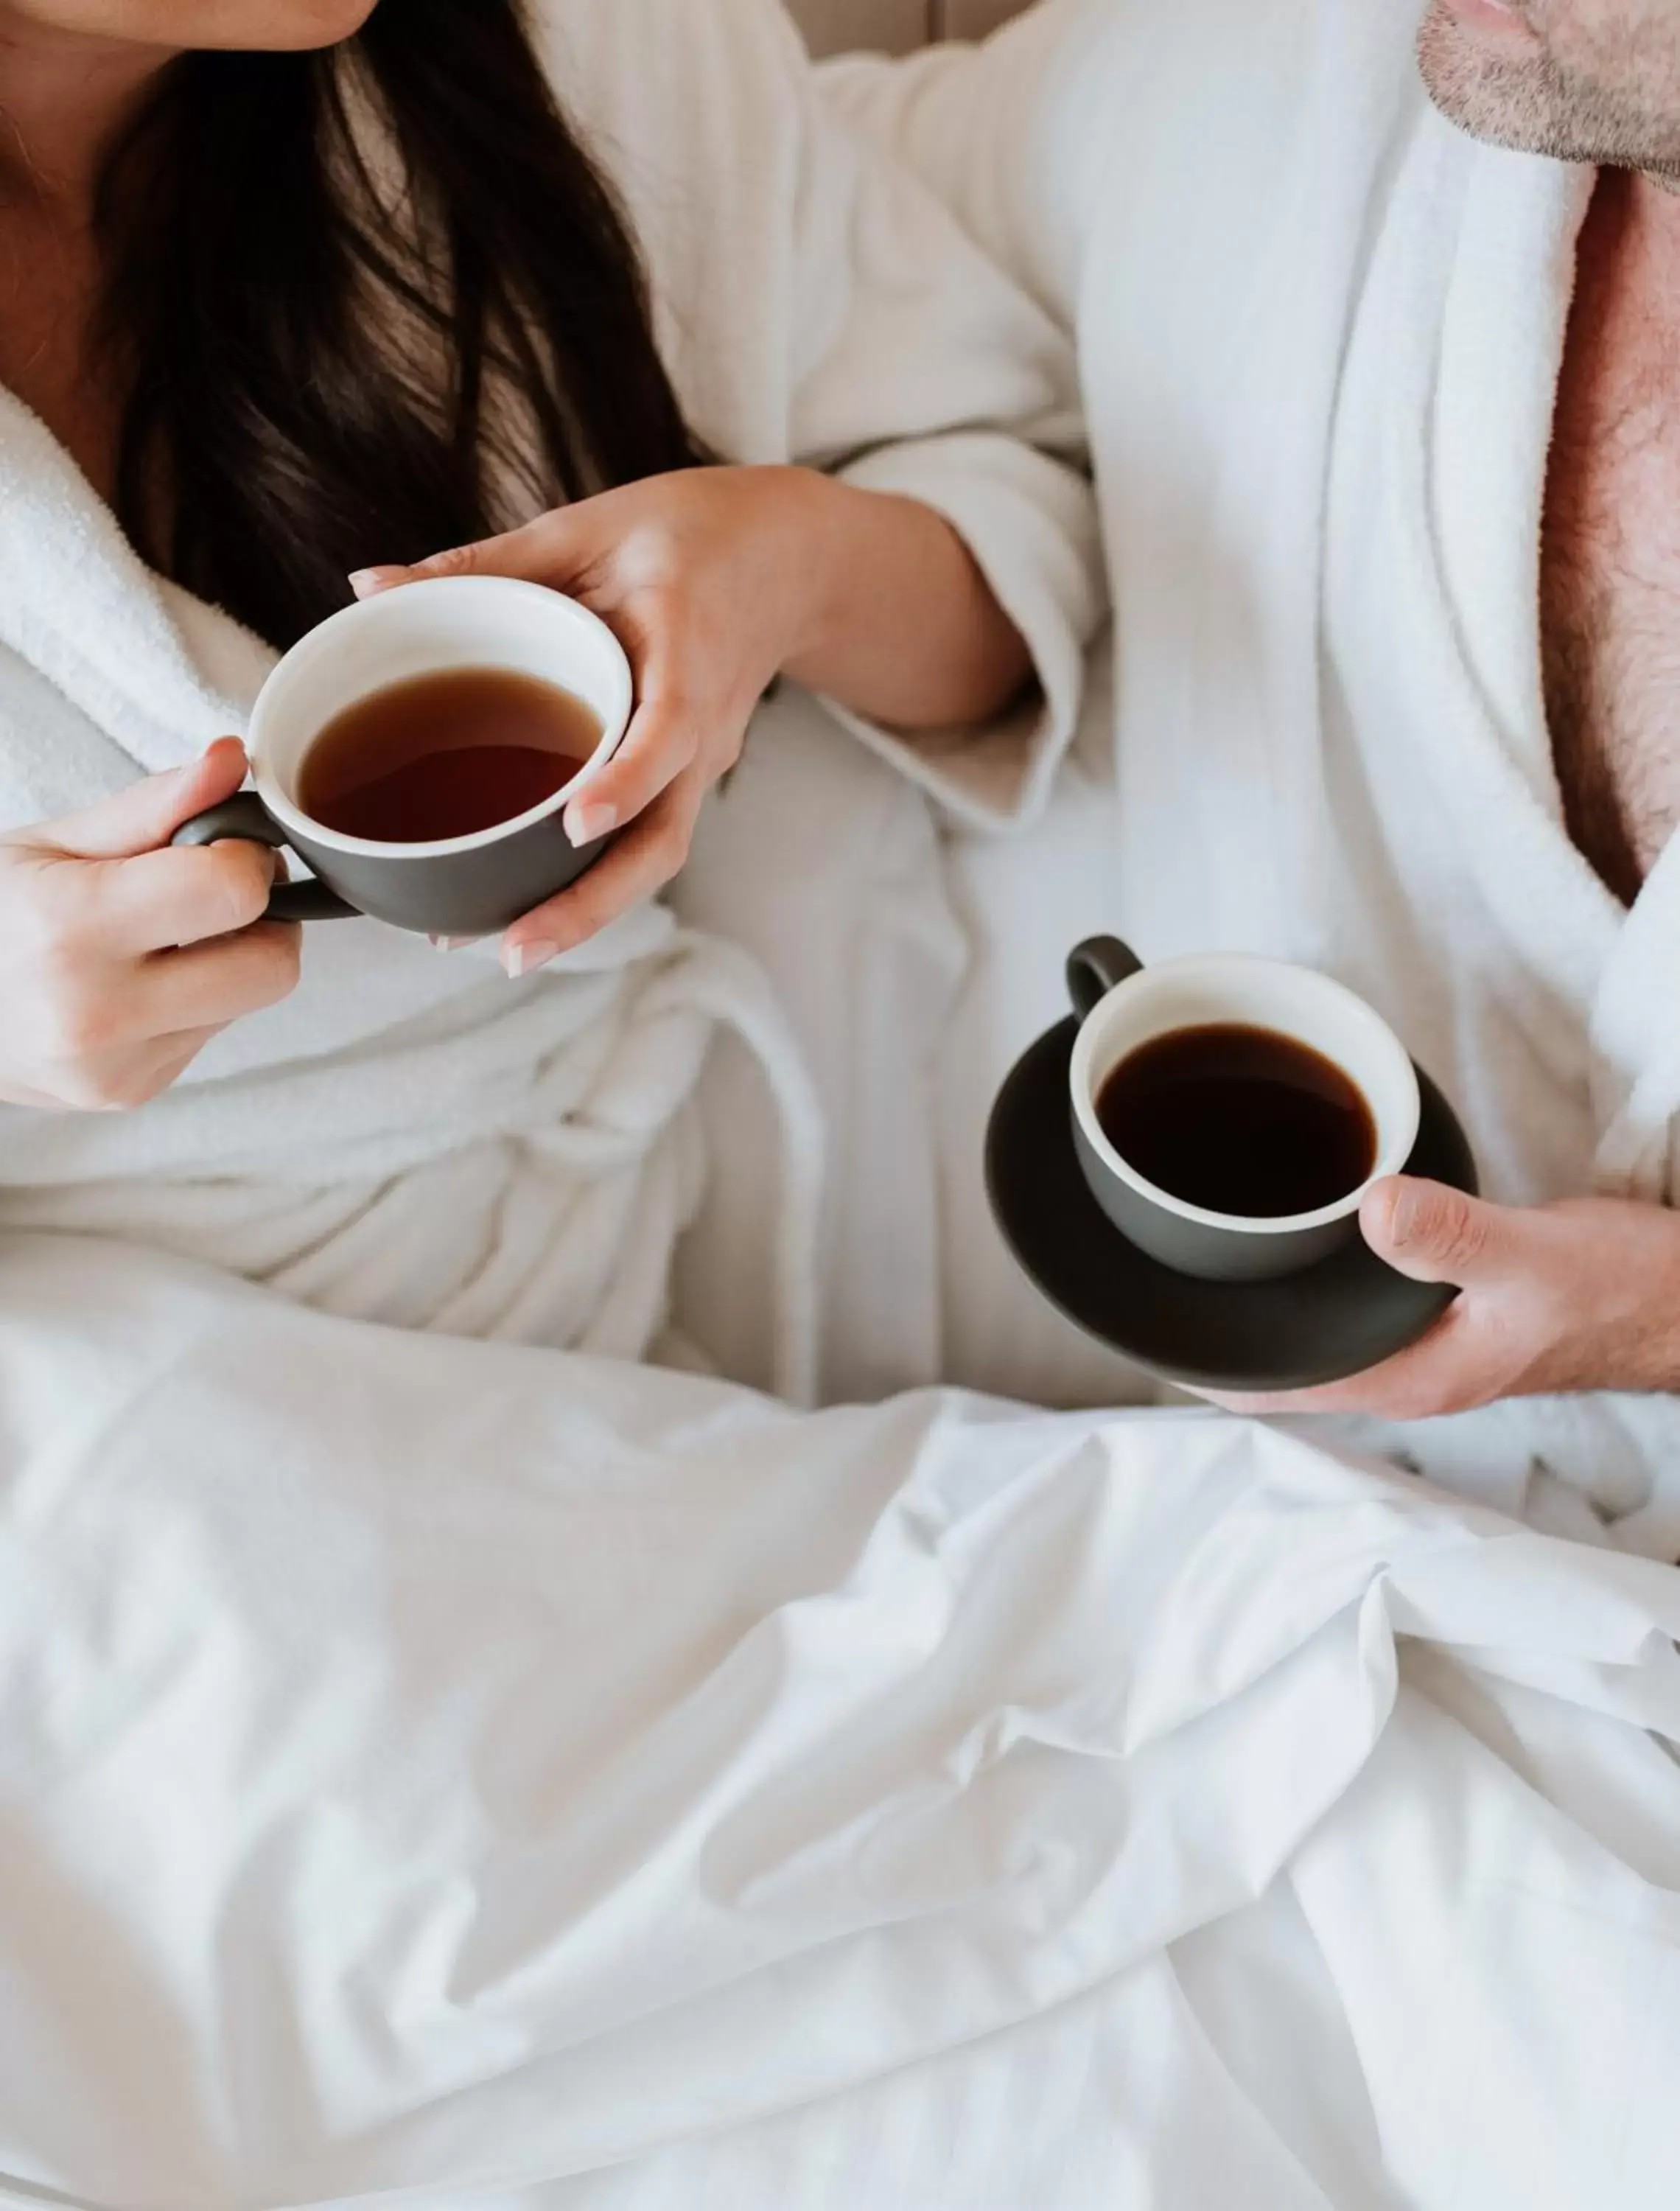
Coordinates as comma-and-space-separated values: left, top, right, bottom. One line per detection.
1589, 828, 1680, 1201
1383, 136, 1680, 1202
0, 383, 273, 777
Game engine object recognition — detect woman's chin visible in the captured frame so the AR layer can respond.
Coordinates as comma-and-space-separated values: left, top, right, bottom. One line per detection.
189, 0, 379, 50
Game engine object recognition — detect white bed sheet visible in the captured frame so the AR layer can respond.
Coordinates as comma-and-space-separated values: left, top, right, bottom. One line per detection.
2, 1232, 1679, 2210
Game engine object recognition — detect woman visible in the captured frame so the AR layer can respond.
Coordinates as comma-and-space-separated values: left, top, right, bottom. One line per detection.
0, 0, 1096, 1391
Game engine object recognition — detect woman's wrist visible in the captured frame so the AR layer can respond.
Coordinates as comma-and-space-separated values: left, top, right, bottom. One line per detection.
768, 467, 1030, 728
746, 466, 864, 680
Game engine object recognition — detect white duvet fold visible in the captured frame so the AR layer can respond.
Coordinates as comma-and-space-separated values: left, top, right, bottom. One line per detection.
0, 1235, 1676, 2210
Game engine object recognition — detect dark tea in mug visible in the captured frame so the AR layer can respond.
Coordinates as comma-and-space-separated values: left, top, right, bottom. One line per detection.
1096, 1023, 1377, 1218
298, 667, 602, 843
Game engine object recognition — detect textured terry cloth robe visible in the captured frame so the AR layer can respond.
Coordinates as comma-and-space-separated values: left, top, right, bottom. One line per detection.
827, 0, 1680, 1535
0, 0, 1101, 1403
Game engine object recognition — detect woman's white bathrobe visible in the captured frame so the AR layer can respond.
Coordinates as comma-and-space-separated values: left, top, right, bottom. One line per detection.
0, 0, 1099, 1400
824, 0, 1680, 1528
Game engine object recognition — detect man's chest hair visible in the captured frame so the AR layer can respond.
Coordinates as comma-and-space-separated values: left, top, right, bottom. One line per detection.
1541, 231, 1680, 907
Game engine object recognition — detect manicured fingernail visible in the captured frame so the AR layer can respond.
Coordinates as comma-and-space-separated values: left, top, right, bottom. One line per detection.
428, 935, 478, 951
503, 940, 560, 979
565, 801, 616, 848
348, 567, 396, 599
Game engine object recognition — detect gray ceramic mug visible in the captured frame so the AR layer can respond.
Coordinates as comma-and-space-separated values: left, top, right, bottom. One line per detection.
1067, 937, 1422, 1283
172, 576, 634, 937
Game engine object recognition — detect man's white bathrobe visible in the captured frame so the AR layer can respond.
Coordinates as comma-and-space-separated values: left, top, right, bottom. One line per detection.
820, 0, 1680, 1526
0, 0, 1099, 1402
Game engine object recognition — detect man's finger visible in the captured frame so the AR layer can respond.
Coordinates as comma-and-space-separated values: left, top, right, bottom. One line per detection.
1359, 1176, 1520, 1288
1200, 1294, 1513, 1419
29, 740, 250, 863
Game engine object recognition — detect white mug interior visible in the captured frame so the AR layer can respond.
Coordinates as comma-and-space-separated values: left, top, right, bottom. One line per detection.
1070, 954, 1422, 1234
248, 575, 634, 859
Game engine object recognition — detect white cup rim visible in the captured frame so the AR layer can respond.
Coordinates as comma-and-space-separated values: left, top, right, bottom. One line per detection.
247, 576, 634, 859
1070, 953, 1422, 1235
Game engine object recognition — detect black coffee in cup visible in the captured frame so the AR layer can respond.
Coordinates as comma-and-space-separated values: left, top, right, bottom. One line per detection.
298, 667, 602, 843
1096, 1023, 1376, 1218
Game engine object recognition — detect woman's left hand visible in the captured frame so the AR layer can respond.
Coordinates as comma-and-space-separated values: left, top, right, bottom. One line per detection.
1202, 1178, 1680, 1419
354, 462, 1022, 977
354, 467, 822, 974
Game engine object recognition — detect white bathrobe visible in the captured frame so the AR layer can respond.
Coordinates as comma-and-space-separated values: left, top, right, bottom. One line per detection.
0, 0, 1100, 1402
824, 0, 1680, 1531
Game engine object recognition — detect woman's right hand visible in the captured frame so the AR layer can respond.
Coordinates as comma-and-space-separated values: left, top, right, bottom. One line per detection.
0, 738, 301, 1112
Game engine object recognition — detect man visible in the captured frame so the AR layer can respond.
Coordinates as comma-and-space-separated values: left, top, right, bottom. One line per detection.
826, 0, 1680, 1429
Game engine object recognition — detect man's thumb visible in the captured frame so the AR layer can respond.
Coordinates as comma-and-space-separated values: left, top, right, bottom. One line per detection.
43, 739, 250, 862
1360, 1177, 1514, 1286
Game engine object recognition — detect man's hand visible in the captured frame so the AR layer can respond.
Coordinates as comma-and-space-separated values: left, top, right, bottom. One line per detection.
1204, 1178, 1680, 1417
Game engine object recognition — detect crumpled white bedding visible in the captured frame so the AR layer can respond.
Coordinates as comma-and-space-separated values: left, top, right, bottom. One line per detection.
1, 1232, 1677, 2211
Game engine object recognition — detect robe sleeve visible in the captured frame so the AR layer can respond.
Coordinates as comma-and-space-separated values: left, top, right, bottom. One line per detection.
780, 27, 1105, 831
818, 0, 1124, 332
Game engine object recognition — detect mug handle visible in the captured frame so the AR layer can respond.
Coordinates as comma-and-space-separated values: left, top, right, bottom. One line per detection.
172, 794, 359, 923
1066, 935, 1144, 1021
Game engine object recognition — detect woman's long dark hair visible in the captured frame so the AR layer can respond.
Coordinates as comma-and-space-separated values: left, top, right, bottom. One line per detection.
95, 0, 701, 649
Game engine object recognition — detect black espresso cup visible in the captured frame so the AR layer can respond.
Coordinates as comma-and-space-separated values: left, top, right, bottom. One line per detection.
172, 576, 633, 937
1066, 936, 1423, 1282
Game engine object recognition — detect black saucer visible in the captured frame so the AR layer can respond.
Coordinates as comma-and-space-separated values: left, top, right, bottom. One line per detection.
985, 1019, 1480, 1394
